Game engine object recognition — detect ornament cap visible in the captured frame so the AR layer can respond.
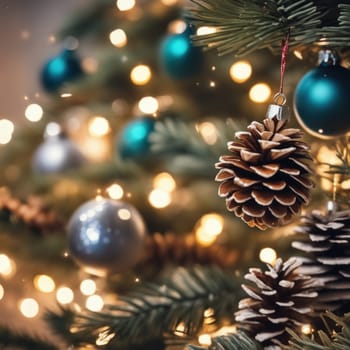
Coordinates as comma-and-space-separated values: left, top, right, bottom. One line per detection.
266, 93, 289, 120
318, 50, 340, 67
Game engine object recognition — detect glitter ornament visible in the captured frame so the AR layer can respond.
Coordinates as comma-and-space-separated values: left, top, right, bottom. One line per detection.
67, 197, 147, 276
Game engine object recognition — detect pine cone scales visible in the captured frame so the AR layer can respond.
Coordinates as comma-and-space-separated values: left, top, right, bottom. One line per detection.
216, 117, 314, 230
235, 258, 317, 349
292, 208, 350, 312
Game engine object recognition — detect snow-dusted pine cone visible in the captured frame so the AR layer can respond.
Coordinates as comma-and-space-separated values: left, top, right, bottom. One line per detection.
216, 117, 314, 230
292, 206, 350, 313
235, 258, 317, 349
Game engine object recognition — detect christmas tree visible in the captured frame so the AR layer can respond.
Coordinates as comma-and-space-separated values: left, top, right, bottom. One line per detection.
1, 0, 350, 349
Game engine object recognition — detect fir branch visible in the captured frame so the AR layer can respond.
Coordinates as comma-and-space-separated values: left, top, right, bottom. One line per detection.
0, 325, 57, 350
186, 0, 350, 56
187, 332, 262, 350
46, 266, 242, 349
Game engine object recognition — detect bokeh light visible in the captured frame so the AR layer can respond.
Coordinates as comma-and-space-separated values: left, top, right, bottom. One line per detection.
168, 20, 187, 34
0, 284, 4, 300
0, 254, 16, 278
259, 247, 277, 265
195, 213, 224, 247
198, 334, 212, 346
86, 294, 104, 311
80, 279, 97, 296
56, 286, 74, 304
19, 298, 39, 318
109, 29, 127, 48
197, 122, 218, 145
25, 103, 43, 122
153, 172, 176, 192
138, 96, 159, 114
130, 65, 152, 85
196, 26, 217, 35
148, 189, 172, 208
33, 274, 56, 293
106, 183, 124, 200
161, 0, 178, 5
0, 119, 14, 144
229, 60, 252, 83
116, 0, 135, 11
249, 83, 271, 103
88, 116, 110, 137
301, 324, 312, 335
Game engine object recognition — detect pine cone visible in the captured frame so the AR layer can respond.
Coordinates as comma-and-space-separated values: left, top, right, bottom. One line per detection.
235, 258, 317, 349
216, 117, 314, 230
292, 206, 350, 313
141, 232, 239, 268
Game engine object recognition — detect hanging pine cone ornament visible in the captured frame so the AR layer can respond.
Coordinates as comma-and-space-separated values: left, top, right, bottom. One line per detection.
235, 258, 318, 349
216, 116, 314, 230
292, 204, 350, 313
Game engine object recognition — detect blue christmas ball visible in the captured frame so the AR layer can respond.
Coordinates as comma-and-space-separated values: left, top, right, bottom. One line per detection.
294, 64, 350, 138
40, 49, 83, 92
117, 116, 155, 159
67, 198, 147, 276
32, 133, 86, 174
159, 28, 203, 79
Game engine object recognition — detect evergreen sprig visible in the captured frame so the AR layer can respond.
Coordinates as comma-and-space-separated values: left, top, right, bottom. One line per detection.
187, 0, 350, 56
0, 325, 57, 350
286, 312, 350, 349
187, 332, 262, 350
46, 266, 242, 349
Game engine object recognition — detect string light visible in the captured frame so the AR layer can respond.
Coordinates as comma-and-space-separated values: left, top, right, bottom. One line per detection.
195, 213, 224, 247
198, 334, 212, 346
19, 298, 39, 318
148, 189, 172, 208
138, 96, 159, 114
106, 183, 124, 200
0, 254, 16, 278
130, 65, 152, 85
153, 172, 176, 192
25, 103, 43, 122
109, 29, 127, 48
45, 122, 61, 137
56, 286, 74, 304
259, 247, 277, 265
80, 279, 97, 296
168, 20, 186, 34
229, 60, 252, 83
116, 0, 135, 11
0, 119, 14, 144
33, 274, 56, 293
249, 83, 271, 103
301, 324, 312, 335
88, 116, 111, 137
96, 328, 116, 346
161, 0, 178, 5
174, 322, 186, 337
197, 121, 218, 145
0, 284, 4, 300
86, 295, 104, 311
196, 26, 217, 35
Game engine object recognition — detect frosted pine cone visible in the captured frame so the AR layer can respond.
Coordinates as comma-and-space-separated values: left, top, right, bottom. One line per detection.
292, 206, 350, 313
216, 117, 314, 230
235, 258, 317, 349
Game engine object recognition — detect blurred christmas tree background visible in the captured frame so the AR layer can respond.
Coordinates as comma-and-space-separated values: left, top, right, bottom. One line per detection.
2, 0, 350, 349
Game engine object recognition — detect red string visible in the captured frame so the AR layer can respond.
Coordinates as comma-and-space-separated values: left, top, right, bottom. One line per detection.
279, 29, 290, 95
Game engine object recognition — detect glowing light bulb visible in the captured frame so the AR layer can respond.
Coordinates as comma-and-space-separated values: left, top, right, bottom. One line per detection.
88, 116, 110, 137
56, 286, 74, 304
259, 247, 277, 265
229, 60, 252, 83
86, 294, 104, 311
196, 26, 217, 36
109, 29, 127, 48
174, 322, 186, 337
153, 172, 176, 192
198, 334, 212, 346
249, 83, 271, 103
130, 65, 152, 85
0, 284, 4, 300
0, 119, 14, 144
301, 324, 312, 334
148, 189, 172, 208
80, 279, 97, 296
116, 0, 135, 11
25, 103, 43, 122
19, 298, 39, 318
200, 213, 224, 236
33, 274, 55, 293
197, 122, 218, 145
138, 96, 159, 114
106, 183, 124, 200
0, 254, 16, 278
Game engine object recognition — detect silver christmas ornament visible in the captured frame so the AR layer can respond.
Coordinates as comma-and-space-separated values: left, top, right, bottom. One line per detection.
67, 197, 147, 276
32, 123, 85, 174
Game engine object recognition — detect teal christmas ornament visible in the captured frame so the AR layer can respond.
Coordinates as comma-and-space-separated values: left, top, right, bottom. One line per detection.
117, 116, 155, 159
159, 26, 203, 79
32, 123, 86, 174
294, 50, 350, 138
40, 48, 83, 92
67, 197, 147, 276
